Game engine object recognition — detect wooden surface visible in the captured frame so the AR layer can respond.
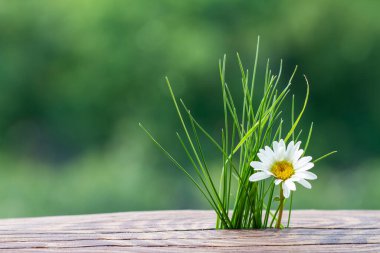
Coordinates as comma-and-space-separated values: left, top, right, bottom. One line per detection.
0, 210, 379, 252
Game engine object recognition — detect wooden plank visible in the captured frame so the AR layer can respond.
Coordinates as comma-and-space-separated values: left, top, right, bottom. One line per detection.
0, 210, 379, 252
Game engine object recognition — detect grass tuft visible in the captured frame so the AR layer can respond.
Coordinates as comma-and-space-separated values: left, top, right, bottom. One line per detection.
140, 37, 333, 229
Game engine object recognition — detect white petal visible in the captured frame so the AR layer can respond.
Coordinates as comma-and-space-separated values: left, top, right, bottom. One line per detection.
287, 141, 295, 150
285, 141, 295, 159
264, 170, 274, 176
296, 171, 317, 180
274, 179, 282, 185
294, 141, 301, 151
257, 152, 272, 164
293, 149, 304, 162
297, 179, 312, 189
282, 183, 290, 198
289, 176, 300, 182
285, 179, 296, 191
279, 139, 286, 150
289, 141, 301, 160
264, 146, 275, 158
297, 163, 314, 172
249, 172, 271, 182
250, 161, 268, 171
276, 146, 286, 161
272, 141, 279, 155
295, 156, 313, 169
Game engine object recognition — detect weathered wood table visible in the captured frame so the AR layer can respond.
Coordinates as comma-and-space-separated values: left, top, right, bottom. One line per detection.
0, 210, 379, 252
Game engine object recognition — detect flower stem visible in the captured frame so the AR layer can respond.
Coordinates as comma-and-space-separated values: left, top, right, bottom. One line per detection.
276, 184, 285, 229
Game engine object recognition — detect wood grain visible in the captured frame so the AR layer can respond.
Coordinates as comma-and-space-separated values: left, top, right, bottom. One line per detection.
0, 210, 379, 252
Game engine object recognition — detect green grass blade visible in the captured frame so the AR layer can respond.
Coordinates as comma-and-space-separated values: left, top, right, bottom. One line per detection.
284, 75, 309, 142
313, 151, 337, 164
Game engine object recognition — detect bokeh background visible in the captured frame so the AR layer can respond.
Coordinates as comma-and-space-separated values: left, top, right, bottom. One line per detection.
0, 0, 379, 218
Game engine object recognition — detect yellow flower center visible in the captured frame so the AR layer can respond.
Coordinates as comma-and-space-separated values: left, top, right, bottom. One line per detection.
271, 161, 295, 180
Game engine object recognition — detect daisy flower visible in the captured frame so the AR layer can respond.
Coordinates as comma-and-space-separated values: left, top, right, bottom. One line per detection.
249, 139, 317, 198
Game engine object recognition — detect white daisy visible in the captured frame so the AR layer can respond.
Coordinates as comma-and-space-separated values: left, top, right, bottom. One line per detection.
249, 139, 317, 198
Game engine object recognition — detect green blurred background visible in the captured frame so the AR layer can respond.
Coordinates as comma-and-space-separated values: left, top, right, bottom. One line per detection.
0, 0, 379, 218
